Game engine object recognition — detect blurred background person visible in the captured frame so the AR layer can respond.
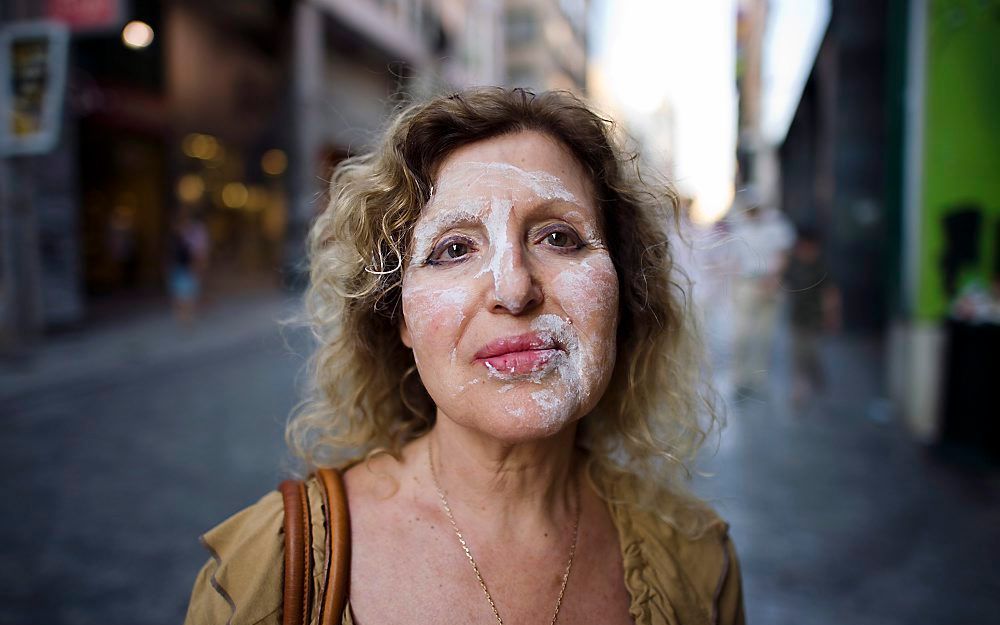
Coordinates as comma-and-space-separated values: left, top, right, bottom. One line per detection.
782, 226, 841, 412
729, 203, 794, 394
168, 204, 209, 325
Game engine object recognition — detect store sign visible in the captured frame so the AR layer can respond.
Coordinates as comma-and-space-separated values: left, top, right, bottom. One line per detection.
0, 21, 70, 156
46, 0, 123, 33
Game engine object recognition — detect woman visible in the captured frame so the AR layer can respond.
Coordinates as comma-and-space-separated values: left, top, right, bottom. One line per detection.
185, 88, 744, 625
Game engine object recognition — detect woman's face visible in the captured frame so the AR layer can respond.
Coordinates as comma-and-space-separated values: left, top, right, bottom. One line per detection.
400, 131, 619, 442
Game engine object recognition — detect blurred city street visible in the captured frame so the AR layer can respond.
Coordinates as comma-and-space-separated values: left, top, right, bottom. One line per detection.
1, 293, 997, 625
695, 314, 1000, 625
0, 293, 304, 624
2, 0, 998, 624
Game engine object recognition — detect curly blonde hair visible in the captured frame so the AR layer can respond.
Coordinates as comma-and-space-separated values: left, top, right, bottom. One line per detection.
288, 87, 723, 535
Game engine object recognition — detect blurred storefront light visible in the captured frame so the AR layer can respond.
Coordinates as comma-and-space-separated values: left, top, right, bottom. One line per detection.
122, 21, 154, 50
182, 133, 221, 160
177, 174, 205, 203
261, 149, 287, 176
205, 146, 226, 168
181, 134, 198, 158
221, 182, 249, 208
246, 186, 269, 212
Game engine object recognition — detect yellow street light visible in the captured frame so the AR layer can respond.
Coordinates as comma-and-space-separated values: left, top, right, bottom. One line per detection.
122, 21, 154, 50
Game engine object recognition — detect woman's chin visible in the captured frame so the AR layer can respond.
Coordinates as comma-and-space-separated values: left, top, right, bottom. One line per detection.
439, 396, 582, 444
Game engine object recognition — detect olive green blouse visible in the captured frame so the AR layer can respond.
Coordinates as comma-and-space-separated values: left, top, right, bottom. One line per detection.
183, 477, 745, 625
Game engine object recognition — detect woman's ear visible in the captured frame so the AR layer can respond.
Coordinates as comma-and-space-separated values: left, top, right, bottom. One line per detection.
400, 315, 413, 348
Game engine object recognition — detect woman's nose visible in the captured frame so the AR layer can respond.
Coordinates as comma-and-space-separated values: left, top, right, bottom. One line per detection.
490, 244, 543, 315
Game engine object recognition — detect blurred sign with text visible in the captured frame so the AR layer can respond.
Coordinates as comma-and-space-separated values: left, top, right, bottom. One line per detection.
0, 21, 69, 157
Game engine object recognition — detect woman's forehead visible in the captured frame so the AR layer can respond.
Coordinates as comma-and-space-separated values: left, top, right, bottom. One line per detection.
428, 131, 596, 208
428, 162, 581, 206
416, 167, 600, 235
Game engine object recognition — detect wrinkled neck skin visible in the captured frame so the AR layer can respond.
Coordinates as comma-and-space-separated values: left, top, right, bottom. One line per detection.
425, 419, 581, 534
400, 158, 619, 531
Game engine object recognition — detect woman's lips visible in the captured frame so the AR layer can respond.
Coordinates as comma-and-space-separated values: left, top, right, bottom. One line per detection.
474, 333, 560, 375
481, 348, 559, 375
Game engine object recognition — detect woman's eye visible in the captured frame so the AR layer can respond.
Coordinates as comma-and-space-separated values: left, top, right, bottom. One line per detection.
427, 239, 474, 265
445, 242, 469, 259
543, 230, 579, 248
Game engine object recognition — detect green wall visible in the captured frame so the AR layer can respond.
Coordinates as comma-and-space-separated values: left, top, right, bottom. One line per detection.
919, 0, 1000, 320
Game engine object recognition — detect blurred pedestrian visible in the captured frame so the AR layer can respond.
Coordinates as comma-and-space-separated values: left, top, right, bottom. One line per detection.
169, 205, 210, 325
783, 227, 841, 411
730, 204, 794, 393
108, 204, 139, 288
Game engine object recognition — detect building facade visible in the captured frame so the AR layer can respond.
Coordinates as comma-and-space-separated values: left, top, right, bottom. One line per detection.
751, 0, 1000, 452
503, 0, 587, 93
0, 0, 512, 350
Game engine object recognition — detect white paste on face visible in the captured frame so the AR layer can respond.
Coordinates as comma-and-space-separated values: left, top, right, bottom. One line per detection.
525, 314, 588, 428
561, 210, 605, 247
489, 312, 611, 431
409, 203, 485, 262
401, 282, 470, 333
401, 154, 618, 435
409, 162, 604, 299
480, 197, 515, 300
552, 256, 619, 321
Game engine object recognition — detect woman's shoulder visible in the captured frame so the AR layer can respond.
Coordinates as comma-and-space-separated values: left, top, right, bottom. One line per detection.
607, 485, 745, 625
183, 479, 328, 625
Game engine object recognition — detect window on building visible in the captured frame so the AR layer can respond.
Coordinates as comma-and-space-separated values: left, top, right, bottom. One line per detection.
506, 8, 538, 46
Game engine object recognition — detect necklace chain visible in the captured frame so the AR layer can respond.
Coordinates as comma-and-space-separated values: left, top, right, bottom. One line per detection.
428, 439, 581, 625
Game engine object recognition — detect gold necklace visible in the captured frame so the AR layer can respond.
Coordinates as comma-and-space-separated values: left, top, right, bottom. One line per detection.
428, 439, 581, 625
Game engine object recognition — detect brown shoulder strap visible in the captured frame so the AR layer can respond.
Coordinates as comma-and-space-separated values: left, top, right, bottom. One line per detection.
279, 470, 351, 625
278, 479, 313, 625
316, 468, 351, 625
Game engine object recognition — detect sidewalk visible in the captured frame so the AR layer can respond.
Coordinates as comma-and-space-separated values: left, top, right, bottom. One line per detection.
0, 291, 306, 405
694, 319, 1000, 625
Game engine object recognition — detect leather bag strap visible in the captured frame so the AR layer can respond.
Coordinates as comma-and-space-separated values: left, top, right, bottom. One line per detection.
279, 479, 313, 625
317, 468, 351, 625
279, 469, 351, 625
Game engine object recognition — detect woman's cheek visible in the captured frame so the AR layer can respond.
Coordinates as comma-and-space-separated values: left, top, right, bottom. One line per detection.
551, 253, 619, 327
401, 280, 472, 344
551, 253, 619, 401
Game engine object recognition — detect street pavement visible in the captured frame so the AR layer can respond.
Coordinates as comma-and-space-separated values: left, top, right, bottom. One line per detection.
1, 293, 997, 624
0, 293, 308, 625
694, 328, 1000, 625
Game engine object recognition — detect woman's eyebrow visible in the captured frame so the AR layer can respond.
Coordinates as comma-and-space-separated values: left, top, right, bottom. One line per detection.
411, 209, 486, 258
524, 199, 597, 224
415, 209, 485, 239
527, 202, 606, 244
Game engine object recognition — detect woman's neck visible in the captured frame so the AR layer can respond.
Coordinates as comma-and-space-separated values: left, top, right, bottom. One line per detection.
421, 412, 581, 536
